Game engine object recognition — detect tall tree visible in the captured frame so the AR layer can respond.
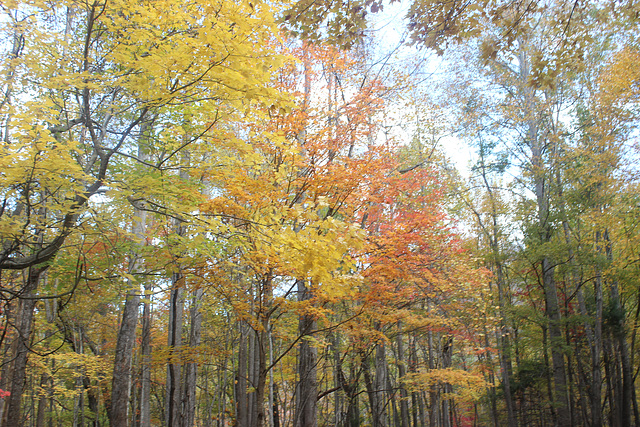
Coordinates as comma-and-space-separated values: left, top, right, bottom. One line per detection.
0, 0, 287, 424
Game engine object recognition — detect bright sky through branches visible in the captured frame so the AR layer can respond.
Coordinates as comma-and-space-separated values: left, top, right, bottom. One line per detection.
366, 0, 473, 176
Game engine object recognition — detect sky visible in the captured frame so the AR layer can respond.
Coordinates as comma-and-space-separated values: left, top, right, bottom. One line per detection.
366, 0, 473, 177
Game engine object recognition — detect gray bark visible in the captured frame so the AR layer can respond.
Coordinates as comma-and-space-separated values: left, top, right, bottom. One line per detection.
396, 325, 410, 427
110, 136, 149, 427
295, 279, 317, 427
373, 337, 388, 427
605, 229, 632, 427
140, 285, 152, 427
236, 322, 249, 427
36, 372, 48, 427
428, 330, 439, 427
182, 288, 204, 427
110, 288, 140, 426
166, 274, 184, 427
4, 266, 46, 427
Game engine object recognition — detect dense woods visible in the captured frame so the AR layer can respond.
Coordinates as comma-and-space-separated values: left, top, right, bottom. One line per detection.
0, 0, 639, 426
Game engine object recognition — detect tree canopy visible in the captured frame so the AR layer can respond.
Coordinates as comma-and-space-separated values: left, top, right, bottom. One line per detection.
0, 0, 639, 426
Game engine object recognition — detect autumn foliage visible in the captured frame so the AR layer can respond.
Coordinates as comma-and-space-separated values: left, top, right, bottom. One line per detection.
1, 0, 639, 426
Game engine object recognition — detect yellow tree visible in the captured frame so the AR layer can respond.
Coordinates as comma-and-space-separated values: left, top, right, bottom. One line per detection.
195, 41, 392, 427
566, 44, 640, 426
0, 0, 286, 425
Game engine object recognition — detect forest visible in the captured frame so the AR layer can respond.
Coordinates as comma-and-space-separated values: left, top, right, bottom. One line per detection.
0, 0, 638, 426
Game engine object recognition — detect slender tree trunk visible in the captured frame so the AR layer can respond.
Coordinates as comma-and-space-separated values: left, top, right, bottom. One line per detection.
495, 266, 516, 427
428, 330, 439, 427
182, 288, 204, 427
295, 279, 317, 427
335, 334, 359, 427
252, 274, 275, 427
73, 328, 86, 427
331, 332, 342, 427
293, 45, 315, 427
346, 363, 361, 427
396, 324, 410, 427
409, 336, 419, 427
592, 262, 604, 427
532, 117, 569, 425
516, 36, 569, 426
363, 354, 377, 425
140, 287, 152, 427
35, 372, 48, 427
418, 391, 426, 427
442, 337, 453, 427
110, 287, 141, 426
269, 325, 276, 427
604, 336, 618, 426
84, 374, 100, 427
248, 327, 257, 427
534, 130, 569, 426
236, 321, 249, 427
254, 327, 268, 427
474, 152, 517, 427
110, 200, 148, 426
486, 329, 498, 427
373, 336, 388, 427
0, 298, 15, 424
166, 273, 184, 427
111, 125, 150, 427
540, 325, 555, 423
573, 340, 591, 425
604, 229, 632, 427
630, 287, 640, 425
542, 258, 570, 426
387, 373, 399, 427
632, 379, 639, 426
4, 266, 46, 427
567, 219, 601, 426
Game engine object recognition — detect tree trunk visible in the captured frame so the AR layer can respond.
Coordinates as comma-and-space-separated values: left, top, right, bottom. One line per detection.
35, 372, 48, 427
532, 107, 570, 427
110, 288, 140, 426
603, 336, 618, 426
295, 279, 317, 427
516, 35, 569, 426
4, 266, 46, 427
335, 334, 359, 427
542, 258, 570, 426
84, 374, 100, 427
591, 261, 604, 427
236, 321, 249, 427
111, 126, 149, 427
409, 336, 420, 427
566, 215, 601, 426
248, 327, 256, 427
442, 337, 453, 427
427, 330, 439, 427
166, 273, 184, 427
396, 324, 410, 427
494, 266, 516, 427
604, 229, 632, 427
372, 336, 388, 427
182, 288, 204, 427
140, 286, 152, 427
254, 327, 267, 427
0, 297, 15, 424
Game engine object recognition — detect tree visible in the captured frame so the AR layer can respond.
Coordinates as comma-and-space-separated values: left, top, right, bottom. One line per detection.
440, 1, 640, 425
196, 41, 392, 427
0, 0, 286, 424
